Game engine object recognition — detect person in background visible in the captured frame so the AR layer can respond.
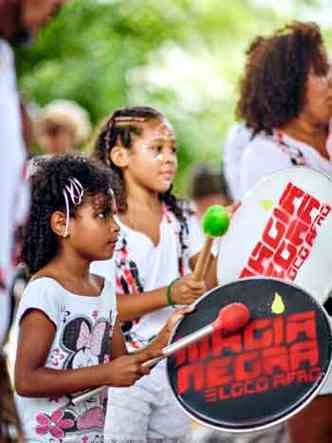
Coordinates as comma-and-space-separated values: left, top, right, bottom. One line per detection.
236, 21, 332, 443
34, 99, 92, 155
0, 1, 67, 440
189, 164, 232, 220
223, 122, 252, 201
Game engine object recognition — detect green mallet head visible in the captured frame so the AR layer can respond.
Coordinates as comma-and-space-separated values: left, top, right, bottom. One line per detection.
201, 204, 230, 237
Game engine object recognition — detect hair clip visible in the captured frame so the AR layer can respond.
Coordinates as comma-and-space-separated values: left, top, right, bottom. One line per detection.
108, 187, 117, 214
62, 178, 84, 237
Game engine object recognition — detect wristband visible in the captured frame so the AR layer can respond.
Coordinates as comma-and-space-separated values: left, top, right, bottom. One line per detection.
166, 278, 179, 307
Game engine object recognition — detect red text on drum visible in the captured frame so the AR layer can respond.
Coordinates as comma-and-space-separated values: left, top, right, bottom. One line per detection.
175, 310, 321, 400
240, 182, 331, 280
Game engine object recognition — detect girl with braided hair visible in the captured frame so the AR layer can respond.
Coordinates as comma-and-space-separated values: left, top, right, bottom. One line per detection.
14, 154, 186, 443
92, 106, 218, 442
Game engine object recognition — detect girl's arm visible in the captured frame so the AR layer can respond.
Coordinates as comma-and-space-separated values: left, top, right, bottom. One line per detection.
117, 289, 168, 321
142, 306, 193, 354
117, 275, 205, 321
15, 309, 156, 397
109, 317, 128, 358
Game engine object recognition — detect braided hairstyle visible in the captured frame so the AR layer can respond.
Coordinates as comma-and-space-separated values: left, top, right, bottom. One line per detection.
22, 154, 114, 275
236, 21, 329, 135
93, 106, 187, 222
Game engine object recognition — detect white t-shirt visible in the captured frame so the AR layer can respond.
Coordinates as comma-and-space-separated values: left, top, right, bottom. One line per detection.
223, 122, 253, 201
15, 277, 117, 443
0, 39, 30, 344
239, 131, 332, 199
92, 206, 204, 349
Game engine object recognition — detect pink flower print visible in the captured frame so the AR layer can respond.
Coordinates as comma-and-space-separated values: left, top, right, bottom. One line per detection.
36, 409, 74, 439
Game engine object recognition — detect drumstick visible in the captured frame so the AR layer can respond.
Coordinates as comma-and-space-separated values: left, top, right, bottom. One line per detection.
193, 205, 230, 281
142, 301, 250, 368
71, 302, 250, 405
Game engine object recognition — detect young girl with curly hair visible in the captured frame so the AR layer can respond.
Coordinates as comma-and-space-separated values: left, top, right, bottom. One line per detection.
14, 154, 184, 443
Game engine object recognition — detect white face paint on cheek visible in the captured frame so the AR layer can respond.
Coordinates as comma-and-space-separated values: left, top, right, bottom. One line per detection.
139, 144, 150, 154
138, 125, 176, 161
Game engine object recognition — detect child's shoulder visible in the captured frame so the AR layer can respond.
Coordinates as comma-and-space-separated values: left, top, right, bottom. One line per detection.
21, 277, 66, 306
17, 277, 64, 328
26, 276, 64, 293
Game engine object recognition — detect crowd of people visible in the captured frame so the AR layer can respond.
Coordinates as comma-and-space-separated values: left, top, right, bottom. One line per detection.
2, 2, 332, 442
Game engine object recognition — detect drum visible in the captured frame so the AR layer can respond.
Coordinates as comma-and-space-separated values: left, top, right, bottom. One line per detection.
167, 278, 332, 432
217, 167, 332, 303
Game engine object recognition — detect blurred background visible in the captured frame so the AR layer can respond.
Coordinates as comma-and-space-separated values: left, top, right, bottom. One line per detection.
15, 0, 332, 193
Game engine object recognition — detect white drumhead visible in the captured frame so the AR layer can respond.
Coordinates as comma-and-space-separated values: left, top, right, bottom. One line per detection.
218, 167, 332, 303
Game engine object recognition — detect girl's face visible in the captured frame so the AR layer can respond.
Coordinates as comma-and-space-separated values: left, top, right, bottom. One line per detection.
125, 118, 178, 194
67, 193, 119, 262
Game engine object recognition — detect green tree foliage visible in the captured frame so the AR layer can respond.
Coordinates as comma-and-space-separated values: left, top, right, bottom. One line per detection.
15, 0, 331, 193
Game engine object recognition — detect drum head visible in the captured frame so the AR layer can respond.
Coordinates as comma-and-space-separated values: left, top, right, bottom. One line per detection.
217, 167, 332, 303
167, 278, 332, 432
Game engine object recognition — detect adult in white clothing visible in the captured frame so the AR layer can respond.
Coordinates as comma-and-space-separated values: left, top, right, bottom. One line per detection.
0, 1, 66, 440
236, 21, 332, 443
0, 0, 66, 346
223, 122, 252, 201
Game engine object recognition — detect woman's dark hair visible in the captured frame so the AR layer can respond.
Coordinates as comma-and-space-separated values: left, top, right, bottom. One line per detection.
236, 21, 329, 135
93, 106, 186, 221
22, 154, 114, 274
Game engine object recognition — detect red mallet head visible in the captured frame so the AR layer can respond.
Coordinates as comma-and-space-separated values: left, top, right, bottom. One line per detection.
213, 302, 250, 334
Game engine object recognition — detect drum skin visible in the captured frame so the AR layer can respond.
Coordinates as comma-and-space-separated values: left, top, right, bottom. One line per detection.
217, 167, 332, 304
167, 278, 332, 432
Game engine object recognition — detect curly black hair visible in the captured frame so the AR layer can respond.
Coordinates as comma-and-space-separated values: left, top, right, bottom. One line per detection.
22, 154, 114, 274
92, 106, 188, 221
236, 21, 329, 135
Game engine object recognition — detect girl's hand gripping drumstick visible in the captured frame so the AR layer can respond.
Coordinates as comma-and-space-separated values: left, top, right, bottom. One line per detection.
142, 302, 250, 368
193, 205, 230, 281
71, 303, 250, 405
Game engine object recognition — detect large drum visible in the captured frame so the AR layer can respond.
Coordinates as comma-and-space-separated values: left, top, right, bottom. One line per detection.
167, 278, 332, 432
217, 167, 332, 303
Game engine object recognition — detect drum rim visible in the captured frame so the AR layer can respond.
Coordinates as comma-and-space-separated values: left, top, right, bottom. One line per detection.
166, 276, 332, 433
240, 166, 332, 202
217, 166, 332, 304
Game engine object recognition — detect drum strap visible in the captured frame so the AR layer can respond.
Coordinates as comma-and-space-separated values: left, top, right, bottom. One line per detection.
115, 205, 190, 295
115, 205, 191, 342
273, 130, 307, 166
